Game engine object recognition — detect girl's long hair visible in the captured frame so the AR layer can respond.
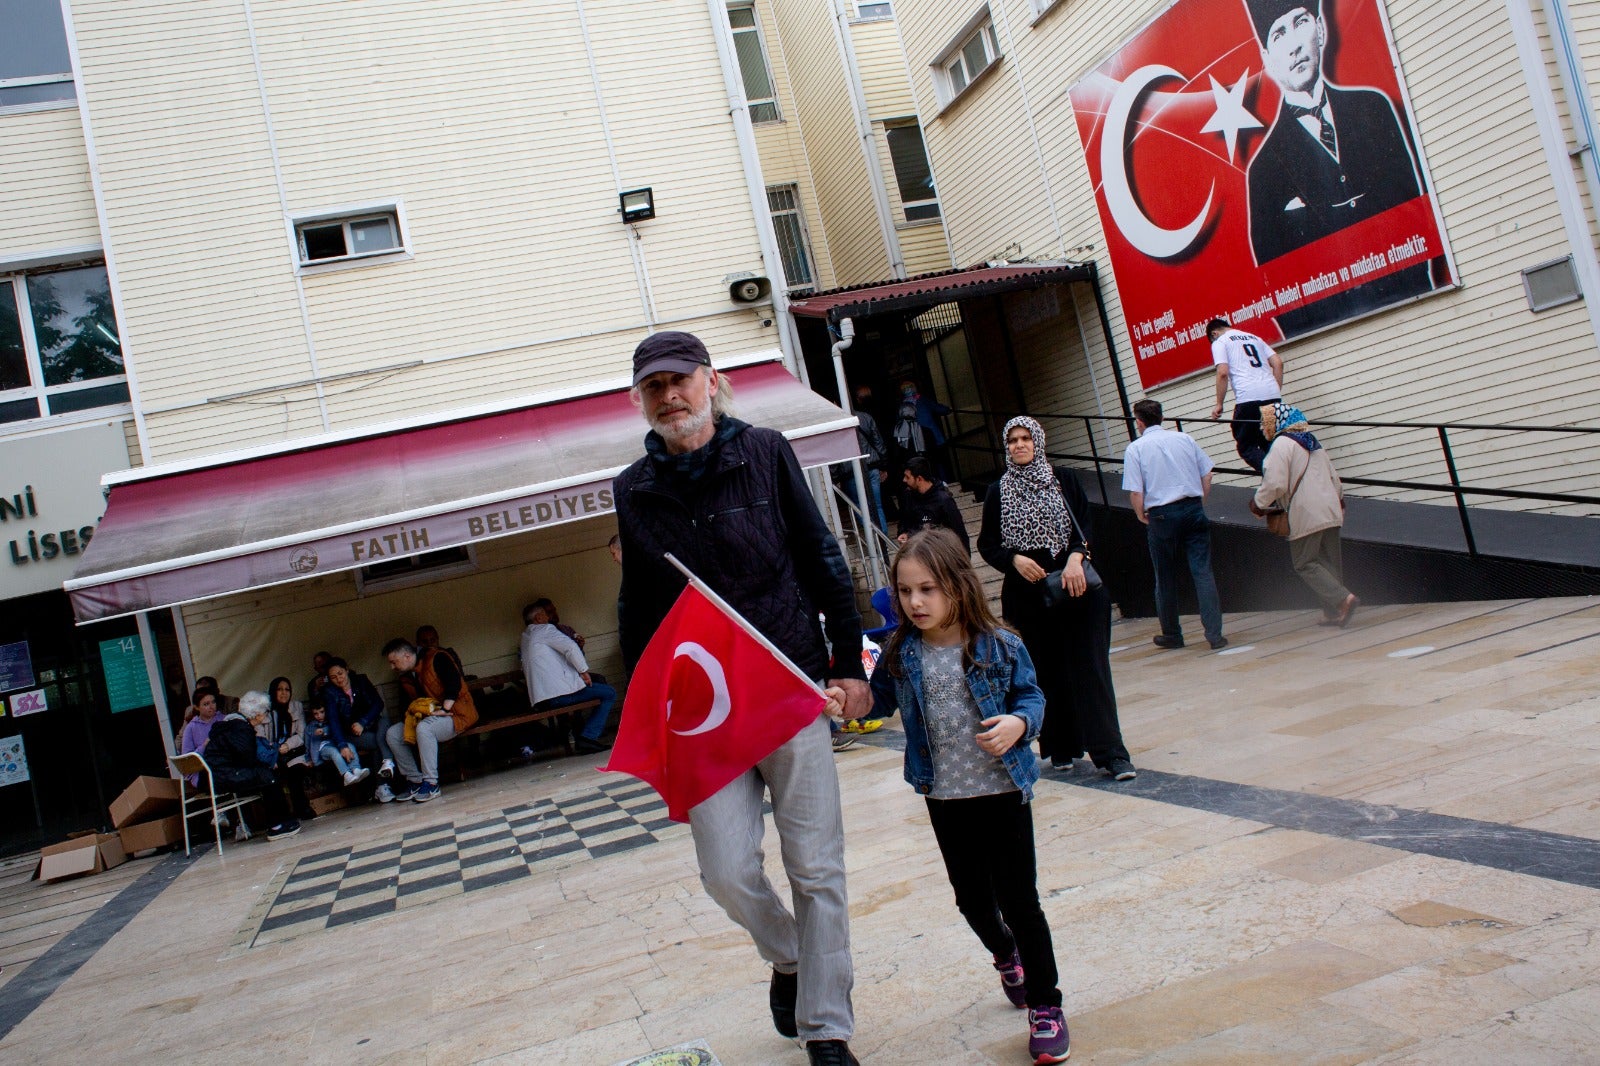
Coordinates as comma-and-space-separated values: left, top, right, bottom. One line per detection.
881, 529, 1009, 677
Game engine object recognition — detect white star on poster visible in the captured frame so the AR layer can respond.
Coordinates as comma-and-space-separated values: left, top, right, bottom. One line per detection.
1199, 72, 1263, 162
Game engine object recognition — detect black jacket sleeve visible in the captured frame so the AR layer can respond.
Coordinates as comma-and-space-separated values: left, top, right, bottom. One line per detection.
774, 436, 866, 681
977, 483, 1015, 575
934, 490, 970, 552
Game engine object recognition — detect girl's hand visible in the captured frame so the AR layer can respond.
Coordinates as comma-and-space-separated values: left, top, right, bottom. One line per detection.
1014, 556, 1047, 583
821, 686, 848, 720
1063, 554, 1088, 598
976, 715, 1025, 756
341, 746, 355, 762
279, 742, 291, 755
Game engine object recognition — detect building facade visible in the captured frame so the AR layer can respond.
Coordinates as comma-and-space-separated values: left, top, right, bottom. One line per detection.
883, 0, 1600, 508
0, 0, 866, 854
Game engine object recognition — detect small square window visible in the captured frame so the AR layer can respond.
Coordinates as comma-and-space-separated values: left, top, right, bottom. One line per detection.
1522, 257, 1581, 312
934, 12, 1001, 107
294, 209, 405, 266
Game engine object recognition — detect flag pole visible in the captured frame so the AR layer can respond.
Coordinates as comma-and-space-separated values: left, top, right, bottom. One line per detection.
664, 553, 825, 696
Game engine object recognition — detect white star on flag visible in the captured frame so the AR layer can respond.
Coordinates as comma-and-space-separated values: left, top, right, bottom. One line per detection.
1199, 72, 1263, 162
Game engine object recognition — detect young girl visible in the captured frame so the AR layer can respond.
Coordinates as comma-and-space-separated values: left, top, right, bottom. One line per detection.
860, 528, 1071, 1063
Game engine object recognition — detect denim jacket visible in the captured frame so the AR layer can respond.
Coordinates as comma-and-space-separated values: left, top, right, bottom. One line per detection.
868, 628, 1045, 801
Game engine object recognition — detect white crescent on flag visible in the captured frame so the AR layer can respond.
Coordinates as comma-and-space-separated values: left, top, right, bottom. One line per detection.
667, 641, 732, 736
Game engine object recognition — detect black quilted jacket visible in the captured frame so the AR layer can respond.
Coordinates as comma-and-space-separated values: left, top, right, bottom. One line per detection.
614, 419, 865, 682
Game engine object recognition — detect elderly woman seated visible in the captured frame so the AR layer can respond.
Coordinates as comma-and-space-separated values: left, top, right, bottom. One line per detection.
202, 690, 302, 841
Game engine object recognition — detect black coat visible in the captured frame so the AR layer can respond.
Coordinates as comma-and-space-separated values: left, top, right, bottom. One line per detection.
1246, 84, 1433, 334
977, 467, 1093, 627
897, 481, 970, 552
203, 714, 276, 791
614, 420, 865, 682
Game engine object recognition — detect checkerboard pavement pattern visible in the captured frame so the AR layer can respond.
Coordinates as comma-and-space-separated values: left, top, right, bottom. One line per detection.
244, 776, 684, 948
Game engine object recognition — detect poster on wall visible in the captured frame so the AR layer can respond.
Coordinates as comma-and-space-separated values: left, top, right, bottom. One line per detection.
9, 688, 48, 717
1069, 0, 1454, 389
99, 635, 154, 713
0, 642, 33, 693
0, 735, 27, 787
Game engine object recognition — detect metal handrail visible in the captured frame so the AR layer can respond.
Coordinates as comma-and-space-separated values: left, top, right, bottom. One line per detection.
944, 407, 1600, 559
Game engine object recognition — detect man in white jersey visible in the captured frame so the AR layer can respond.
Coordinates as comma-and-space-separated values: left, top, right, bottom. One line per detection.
1207, 318, 1283, 473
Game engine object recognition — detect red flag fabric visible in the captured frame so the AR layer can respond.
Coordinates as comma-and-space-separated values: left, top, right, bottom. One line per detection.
602, 583, 825, 822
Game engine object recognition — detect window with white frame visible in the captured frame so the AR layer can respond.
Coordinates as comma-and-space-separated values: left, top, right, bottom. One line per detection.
766, 185, 817, 293
885, 122, 940, 222
0, 0, 74, 110
294, 209, 403, 267
855, 1, 894, 19
728, 4, 781, 124
935, 12, 1001, 104
355, 546, 477, 595
0, 263, 129, 426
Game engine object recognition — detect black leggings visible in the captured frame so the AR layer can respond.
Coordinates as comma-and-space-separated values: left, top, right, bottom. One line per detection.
926, 791, 1061, 1008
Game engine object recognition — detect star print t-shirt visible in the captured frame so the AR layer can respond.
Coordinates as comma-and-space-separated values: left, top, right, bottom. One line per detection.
921, 643, 1018, 801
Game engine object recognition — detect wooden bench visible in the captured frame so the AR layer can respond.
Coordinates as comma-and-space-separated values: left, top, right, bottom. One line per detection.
447, 670, 601, 780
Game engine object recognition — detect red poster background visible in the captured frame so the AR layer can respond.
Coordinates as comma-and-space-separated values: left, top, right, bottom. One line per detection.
1070, 0, 1451, 388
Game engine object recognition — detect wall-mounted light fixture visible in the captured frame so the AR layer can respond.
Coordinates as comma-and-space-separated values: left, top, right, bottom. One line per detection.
619, 187, 655, 223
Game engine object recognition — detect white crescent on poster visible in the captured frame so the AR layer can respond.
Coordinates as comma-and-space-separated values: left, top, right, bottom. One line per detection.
668, 642, 732, 736
1101, 63, 1213, 260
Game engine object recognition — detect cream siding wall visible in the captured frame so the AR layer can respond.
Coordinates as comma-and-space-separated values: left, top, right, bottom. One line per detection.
769, 0, 893, 285
0, 107, 99, 257
893, 0, 1600, 512
182, 515, 625, 711
854, 20, 918, 115
750, 0, 840, 290
69, 0, 779, 463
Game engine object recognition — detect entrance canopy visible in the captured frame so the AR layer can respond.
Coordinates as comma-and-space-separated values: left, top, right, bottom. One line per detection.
67, 358, 858, 623
787, 262, 1094, 324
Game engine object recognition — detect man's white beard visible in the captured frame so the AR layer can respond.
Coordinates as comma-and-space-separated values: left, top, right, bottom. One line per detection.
650, 398, 713, 444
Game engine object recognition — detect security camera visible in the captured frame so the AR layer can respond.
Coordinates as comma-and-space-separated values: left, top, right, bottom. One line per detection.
725, 272, 771, 303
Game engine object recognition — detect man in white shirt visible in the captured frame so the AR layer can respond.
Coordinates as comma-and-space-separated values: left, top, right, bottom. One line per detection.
1207, 318, 1283, 473
519, 601, 616, 754
1122, 398, 1227, 650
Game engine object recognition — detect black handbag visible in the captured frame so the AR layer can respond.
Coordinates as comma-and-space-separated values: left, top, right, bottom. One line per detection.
1041, 561, 1102, 609
1039, 491, 1101, 609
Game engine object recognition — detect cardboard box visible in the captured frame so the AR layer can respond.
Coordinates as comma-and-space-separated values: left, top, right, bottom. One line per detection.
109, 775, 183, 828
118, 814, 186, 855
33, 832, 127, 882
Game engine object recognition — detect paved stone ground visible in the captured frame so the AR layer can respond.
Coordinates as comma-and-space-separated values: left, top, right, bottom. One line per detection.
1, 596, 1598, 1064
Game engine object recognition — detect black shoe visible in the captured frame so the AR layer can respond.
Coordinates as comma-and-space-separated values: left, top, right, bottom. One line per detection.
1208, 637, 1229, 650
1152, 634, 1184, 649
573, 735, 613, 754
1108, 758, 1138, 781
770, 968, 798, 1038
805, 1040, 860, 1066
295, 809, 317, 822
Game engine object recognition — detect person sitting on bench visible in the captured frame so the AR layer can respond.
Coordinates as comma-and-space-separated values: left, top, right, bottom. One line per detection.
381, 637, 477, 803
519, 601, 616, 754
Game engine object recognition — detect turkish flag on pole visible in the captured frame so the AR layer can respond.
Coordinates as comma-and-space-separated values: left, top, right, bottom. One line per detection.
602, 561, 826, 823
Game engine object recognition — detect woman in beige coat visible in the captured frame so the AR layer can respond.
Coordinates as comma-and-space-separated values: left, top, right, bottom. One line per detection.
1251, 404, 1359, 627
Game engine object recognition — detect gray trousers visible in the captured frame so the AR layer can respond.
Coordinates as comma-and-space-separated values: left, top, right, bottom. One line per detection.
385, 716, 456, 785
689, 714, 853, 1042
1290, 526, 1351, 612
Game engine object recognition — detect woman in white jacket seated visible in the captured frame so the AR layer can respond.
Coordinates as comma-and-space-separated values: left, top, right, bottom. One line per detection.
1251, 403, 1359, 628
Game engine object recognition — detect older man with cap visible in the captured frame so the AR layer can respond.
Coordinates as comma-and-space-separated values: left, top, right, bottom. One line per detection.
613, 331, 870, 1066
1244, 0, 1432, 333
